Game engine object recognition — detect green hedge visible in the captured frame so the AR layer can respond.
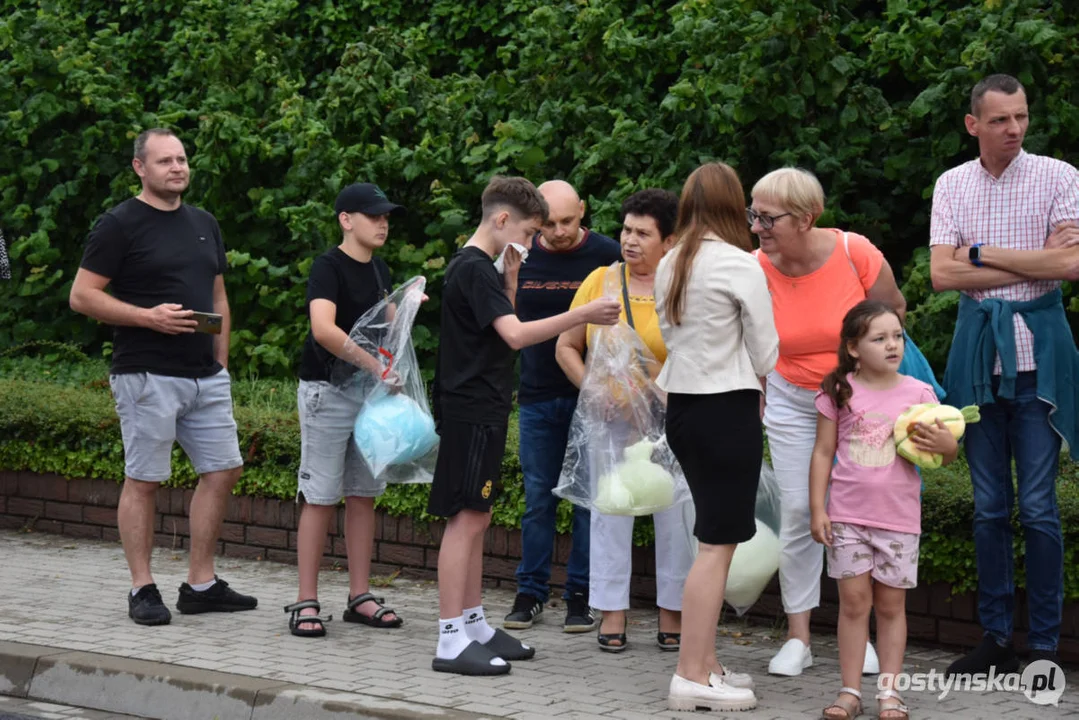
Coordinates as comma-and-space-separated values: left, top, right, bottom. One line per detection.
3, 353, 1078, 600
3, 0, 1078, 379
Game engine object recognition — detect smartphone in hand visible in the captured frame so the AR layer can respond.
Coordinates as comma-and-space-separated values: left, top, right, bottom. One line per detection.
190, 311, 223, 335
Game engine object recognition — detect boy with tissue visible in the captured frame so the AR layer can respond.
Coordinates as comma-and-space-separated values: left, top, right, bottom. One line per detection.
428, 176, 622, 676
285, 183, 407, 638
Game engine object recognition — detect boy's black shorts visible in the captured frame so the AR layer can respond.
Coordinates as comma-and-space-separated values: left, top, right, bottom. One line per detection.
426, 420, 509, 518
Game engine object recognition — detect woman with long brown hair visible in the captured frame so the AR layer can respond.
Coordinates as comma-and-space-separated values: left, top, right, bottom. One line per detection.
655, 163, 779, 712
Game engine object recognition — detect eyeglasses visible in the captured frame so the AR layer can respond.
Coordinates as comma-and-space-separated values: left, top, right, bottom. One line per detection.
746, 208, 792, 231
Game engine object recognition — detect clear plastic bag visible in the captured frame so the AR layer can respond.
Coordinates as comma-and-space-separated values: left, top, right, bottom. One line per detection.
553, 265, 691, 516
331, 276, 438, 483
685, 461, 782, 615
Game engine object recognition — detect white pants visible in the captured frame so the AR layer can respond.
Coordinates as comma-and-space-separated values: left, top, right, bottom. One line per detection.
763, 372, 823, 615
589, 503, 695, 612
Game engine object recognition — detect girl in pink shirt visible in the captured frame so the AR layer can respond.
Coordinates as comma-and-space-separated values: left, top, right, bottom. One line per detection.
809, 301, 958, 720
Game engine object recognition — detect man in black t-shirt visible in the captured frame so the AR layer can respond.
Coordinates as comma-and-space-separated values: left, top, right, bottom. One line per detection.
428, 176, 621, 676
70, 129, 256, 626
285, 183, 406, 638
504, 180, 621, 633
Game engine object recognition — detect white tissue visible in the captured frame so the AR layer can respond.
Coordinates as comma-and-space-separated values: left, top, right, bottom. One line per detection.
493, 243, 529, 274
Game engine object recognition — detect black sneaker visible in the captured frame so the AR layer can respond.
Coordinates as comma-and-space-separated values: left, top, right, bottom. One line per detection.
129, 584, 172, 626
563, 591, 596, 633
176, 576, 258, 614
503, 593, 544, 630
1028, 649, 1060, 666
945, 635, 1019, 677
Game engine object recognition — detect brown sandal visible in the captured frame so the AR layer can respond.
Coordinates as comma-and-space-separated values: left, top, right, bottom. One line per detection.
822, 687, 863, 720
875, 689, 909, 720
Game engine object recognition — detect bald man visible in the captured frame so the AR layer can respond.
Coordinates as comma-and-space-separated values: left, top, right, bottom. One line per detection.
503, 181, 622, 633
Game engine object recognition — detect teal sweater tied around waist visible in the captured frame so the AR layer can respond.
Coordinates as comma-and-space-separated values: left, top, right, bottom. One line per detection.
943, 289, 1079, 461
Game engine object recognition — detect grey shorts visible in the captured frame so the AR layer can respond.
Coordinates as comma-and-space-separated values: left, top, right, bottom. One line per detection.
109, 369, 243, 482
298, 380, 385, 505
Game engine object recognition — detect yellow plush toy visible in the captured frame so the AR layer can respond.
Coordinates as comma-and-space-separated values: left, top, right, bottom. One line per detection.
893, 403, 981, 469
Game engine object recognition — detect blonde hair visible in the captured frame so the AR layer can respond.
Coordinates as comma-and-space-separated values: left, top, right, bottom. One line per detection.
751, 168, 826, 224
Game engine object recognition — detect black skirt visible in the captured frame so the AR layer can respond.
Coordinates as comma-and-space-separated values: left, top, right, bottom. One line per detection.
666, 389, 762, 545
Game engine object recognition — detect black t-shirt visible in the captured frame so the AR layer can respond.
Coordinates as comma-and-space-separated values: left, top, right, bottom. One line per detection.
515, 229, 622, 404
298, 247, 392, 382
433, 246, 516, 425
79, 198, 228, 378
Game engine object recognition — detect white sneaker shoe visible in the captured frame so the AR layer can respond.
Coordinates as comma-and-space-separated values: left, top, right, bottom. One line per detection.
711, 664, 755, 690
668, 673, 758, 712
768, 638, 813, 676
863, 640, 880, 675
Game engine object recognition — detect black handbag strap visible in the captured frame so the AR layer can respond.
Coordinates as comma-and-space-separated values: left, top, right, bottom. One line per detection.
374, 260, 388, 299
620, 262, 635, 330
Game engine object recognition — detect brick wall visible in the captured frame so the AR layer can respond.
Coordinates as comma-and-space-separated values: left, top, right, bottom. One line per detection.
2, 471, 1076, 661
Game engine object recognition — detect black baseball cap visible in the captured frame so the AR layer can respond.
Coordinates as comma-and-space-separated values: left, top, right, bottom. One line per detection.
334, 183, 404, 216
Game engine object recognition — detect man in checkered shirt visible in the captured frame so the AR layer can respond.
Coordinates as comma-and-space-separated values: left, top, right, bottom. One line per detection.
930, 74, 1079, 676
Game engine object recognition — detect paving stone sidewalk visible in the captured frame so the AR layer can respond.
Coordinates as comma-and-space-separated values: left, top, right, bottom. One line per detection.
0, 530, 1072, 719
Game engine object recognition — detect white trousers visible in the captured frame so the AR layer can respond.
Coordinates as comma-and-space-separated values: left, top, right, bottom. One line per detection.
763, 372, 824, 615
589, 503, 695, 612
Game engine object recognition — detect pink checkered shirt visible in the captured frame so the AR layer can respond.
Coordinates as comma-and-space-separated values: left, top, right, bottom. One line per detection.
929, 150, 1079, 372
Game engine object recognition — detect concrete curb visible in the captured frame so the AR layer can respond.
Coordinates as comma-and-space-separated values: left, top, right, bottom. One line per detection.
1, 640, 497, 720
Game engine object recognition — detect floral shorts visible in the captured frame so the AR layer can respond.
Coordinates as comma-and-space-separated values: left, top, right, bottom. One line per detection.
826, 522, 919, 589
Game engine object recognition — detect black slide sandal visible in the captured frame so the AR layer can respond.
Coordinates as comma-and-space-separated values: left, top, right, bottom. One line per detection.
284, 600, 331, 638
432, 640, 512, 676
343, 592, 403, 628
484, 628, 535, 660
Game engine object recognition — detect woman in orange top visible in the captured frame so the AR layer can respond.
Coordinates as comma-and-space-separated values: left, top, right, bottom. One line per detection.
750, 168, 906, 678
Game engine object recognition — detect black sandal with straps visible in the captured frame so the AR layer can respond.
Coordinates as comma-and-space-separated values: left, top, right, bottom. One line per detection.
284, 600, 331, 638
342, 592, 403, 628
597, 613, 628, 653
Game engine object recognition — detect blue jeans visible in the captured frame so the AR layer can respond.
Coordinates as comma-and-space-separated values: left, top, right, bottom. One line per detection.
516, 397, 590, 601
964, 372, 1063, 651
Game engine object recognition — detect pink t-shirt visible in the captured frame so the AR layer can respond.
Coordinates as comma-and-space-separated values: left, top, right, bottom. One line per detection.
815, 374, 939, 535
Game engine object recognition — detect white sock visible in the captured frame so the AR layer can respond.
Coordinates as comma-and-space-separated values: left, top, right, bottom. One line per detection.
463, 605, 496, 644
131, 587, 140, 597
189, 578, 216, 592
436, 617, 472, 660
436, 616, 506, 666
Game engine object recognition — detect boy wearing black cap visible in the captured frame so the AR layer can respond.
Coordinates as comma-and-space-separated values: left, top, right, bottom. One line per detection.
429, 176, 621, 675
285, 182, 407, 637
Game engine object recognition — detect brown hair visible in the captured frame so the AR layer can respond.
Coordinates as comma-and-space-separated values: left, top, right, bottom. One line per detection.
971, 74, 1025, 117
133, 128, 180, 161
821, 300, 904, 411
664, 163, 752, 326
481, 176, 549, 223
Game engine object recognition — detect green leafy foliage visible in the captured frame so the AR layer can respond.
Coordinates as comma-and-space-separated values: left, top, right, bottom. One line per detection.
2, 0, 1077, 377
4, 355, 1079, 598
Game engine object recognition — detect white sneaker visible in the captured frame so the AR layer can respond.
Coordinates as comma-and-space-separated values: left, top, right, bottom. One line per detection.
668, 673, 758, 712
768, 638, 813, 676
711, 664, 755, 690
863, 640, 880, 675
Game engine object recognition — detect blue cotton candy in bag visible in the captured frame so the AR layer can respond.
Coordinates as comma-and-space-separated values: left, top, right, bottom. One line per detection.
354, 392, 439, 476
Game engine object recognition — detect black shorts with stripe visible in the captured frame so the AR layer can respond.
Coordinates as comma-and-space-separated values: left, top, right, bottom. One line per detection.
426, 420, 509, 517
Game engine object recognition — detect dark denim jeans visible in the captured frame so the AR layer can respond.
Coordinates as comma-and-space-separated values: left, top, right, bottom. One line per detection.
964, 372, 1064, 651
515, 397, 590, 602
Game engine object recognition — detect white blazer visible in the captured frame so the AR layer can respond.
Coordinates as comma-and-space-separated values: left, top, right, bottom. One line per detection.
654, 234, 779, 394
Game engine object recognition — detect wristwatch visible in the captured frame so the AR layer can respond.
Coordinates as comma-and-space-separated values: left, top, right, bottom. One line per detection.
968, 244, 984, 267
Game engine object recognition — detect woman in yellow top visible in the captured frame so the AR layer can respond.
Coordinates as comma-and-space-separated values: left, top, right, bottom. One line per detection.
556, 189, 694, 654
